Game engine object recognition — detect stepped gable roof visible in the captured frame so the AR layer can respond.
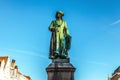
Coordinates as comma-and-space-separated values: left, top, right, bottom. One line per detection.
0, 56, 9, 69
113, 66, 120, 75
25, 76, 31, 80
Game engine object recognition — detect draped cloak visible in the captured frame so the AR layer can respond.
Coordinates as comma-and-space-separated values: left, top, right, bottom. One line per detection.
48, 20, 71, 59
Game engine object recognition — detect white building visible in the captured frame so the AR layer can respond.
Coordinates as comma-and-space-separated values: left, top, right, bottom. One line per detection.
0, 56, 10, 80
0, 56, 31, 80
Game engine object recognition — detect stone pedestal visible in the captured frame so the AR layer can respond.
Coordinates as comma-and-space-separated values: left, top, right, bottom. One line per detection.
46, 58, 76, 80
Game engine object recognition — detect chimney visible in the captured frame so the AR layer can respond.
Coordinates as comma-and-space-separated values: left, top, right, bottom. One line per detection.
15, 65, 18, 73
11, 59, 15, 69
108, 74, 111, 80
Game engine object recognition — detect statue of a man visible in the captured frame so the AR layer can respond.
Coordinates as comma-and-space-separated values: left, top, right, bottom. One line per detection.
48, 11, 71, 59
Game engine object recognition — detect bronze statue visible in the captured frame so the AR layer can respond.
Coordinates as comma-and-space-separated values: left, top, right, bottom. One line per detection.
48, 11, 71, 59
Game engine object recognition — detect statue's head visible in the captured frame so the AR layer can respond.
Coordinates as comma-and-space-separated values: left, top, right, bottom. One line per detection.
55, 11, 64, 19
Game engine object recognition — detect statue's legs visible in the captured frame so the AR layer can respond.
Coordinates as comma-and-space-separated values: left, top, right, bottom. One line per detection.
53, 33, 68, 59
60, 39, 68, 58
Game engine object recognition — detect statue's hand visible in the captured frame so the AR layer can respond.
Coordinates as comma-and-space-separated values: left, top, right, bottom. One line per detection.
50, 27, 58, 32
50, 28, 56, 32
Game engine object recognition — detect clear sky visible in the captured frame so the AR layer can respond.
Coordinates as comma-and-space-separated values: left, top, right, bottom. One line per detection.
0, 0, 120, 80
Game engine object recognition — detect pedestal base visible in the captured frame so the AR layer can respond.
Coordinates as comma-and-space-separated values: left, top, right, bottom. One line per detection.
46, 59, 76, 80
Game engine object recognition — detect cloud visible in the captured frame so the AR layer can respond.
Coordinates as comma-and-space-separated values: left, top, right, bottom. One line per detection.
3, 48, 47, 59
88, 61, 108, 66
110, 19, 120, 25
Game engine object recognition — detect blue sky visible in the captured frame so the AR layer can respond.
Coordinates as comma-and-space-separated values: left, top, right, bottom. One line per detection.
0, 0, 120, 80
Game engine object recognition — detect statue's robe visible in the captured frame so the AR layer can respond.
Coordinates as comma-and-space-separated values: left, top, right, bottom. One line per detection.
48, 20, 70, 59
